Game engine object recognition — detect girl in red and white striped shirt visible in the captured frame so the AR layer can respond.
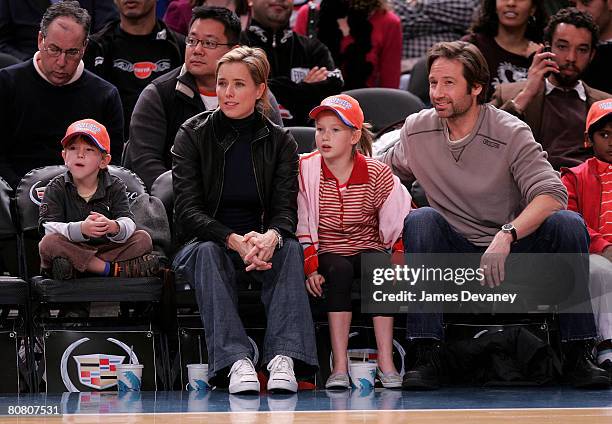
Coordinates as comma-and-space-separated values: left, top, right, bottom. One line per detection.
297, 94, 412, 389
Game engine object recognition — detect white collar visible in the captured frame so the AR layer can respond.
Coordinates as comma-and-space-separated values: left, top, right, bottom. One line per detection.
544, 77, 586, 101
33, 51, 84, 86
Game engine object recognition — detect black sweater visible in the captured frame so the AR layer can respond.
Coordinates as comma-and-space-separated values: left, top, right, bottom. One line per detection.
215, 112, 263, 236
0, 60, 124, 189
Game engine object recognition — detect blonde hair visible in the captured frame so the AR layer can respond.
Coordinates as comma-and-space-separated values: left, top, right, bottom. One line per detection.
216, 46, 271, 117
356, 122, 374, 157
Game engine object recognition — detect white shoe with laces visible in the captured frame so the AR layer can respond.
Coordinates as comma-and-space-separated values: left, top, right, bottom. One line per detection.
228, 358, 260, 394
266, 355, 298, 393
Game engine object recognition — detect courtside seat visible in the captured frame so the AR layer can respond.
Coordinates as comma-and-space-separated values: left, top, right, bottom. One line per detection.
0, 176, 28, 305
342, 87, 425, 135
286, 126, 316, 154
0, 176, 34, 392
15, 165, 170, 392
0, 277, 29, 305
406, 56, 430, 106
0, 175, 29, 307
151, 170, 173, 233
15, 165, 162, 307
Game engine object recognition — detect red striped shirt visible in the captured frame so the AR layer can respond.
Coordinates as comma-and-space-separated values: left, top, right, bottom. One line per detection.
318, 153, 395, 256
597, 159, 612, 242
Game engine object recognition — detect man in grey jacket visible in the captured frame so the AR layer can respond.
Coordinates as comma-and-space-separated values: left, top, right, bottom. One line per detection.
380, 41, 609, 390
124, 6, 282, 190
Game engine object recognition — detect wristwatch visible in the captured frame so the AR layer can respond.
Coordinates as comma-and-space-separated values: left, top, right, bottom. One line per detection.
271, 228, 283, 249
501, 223, 518, 243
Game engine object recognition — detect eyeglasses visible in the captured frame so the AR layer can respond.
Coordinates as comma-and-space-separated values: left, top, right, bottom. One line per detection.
185, 36, 232, 50
41, 38, 83, 59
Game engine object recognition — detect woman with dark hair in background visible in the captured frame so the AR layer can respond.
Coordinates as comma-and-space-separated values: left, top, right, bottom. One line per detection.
164, 0, 250, 34
464, 0, 547, 99
294, 0, 402, 90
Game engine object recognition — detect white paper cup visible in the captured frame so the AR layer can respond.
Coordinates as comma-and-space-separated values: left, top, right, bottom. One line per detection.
186, 363, 210, 391
349, 362, 376, 391
115, 364, 143, 392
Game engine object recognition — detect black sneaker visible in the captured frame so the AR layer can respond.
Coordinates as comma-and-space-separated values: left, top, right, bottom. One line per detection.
563, 341, 611, 389
51, 257, 75, 280
402, 340, 443, 390
599, 359, 612, 380
113, 254, 160, 278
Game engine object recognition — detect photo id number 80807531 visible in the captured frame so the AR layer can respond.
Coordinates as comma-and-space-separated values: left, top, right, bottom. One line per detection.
6, 405, 60, 415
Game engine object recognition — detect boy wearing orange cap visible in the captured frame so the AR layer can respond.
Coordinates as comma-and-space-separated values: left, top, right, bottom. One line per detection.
38, 119, 158, 280
562, 99, 612, 376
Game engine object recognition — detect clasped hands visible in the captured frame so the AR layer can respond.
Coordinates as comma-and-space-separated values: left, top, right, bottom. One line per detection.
228, 230, 278, 272
81, 212, 119, 238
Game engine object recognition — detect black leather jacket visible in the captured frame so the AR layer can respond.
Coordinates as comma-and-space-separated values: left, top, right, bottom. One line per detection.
172, 109, 299, 246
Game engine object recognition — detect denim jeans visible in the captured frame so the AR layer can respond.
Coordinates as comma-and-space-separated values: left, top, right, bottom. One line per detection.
589, 254, 612, 341
403, 207, 596, 342
172, 238, 318, 379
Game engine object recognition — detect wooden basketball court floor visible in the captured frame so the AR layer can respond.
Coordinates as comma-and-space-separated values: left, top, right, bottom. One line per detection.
1, 388, 611, 423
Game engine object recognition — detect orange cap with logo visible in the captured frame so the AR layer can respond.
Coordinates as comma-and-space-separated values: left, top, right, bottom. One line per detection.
586, 99, 612, 134
60, 119, 111, 154
309, 94, 364, 130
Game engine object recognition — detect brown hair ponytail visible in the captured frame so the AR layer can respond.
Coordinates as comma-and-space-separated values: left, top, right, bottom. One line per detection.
355, 122, 373, 157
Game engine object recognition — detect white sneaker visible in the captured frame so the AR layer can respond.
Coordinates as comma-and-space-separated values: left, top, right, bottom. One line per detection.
267, 355, 298, 393
228, 358, 260, 394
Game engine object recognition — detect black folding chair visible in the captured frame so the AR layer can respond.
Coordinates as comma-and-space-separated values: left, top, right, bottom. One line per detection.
406, 56, 430, 106
286, 126, 316, 154
15, 164, 163, 307
342, 87, 425, 135
0, 177, 33, 392
15, 165, 167, 392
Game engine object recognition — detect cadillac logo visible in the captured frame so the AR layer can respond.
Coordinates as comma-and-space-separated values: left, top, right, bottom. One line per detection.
29, 181, 46, 206
61, 337, 139, 392
74, 354, 125, 390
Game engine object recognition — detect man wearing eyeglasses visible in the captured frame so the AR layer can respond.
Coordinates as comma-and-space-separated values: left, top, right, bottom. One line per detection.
0, 0, 119, 63
84, 0, 185, 138
0, 1, 124, 190
124, 6, 282, 190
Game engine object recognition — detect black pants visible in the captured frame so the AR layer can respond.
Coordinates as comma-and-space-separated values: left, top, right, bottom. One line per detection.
318, 253, 362, 312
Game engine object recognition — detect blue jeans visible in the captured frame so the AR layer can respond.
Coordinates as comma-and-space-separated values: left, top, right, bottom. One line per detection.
403, 207, 596, 342
172, 238, 318, 379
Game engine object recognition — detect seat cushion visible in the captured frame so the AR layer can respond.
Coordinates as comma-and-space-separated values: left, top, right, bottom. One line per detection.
31, 276, 162, 303
0, 277, 28, 305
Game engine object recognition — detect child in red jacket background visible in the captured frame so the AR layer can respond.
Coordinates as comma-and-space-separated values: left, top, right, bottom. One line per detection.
562, 99, 612, 376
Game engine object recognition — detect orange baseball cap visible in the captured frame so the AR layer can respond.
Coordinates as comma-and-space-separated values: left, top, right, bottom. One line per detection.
60, 119, 111, 154
309, 94, 364, 130
586, 99, 612, 133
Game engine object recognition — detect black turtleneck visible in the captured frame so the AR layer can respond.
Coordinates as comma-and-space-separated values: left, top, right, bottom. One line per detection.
215, 111, 263, 236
